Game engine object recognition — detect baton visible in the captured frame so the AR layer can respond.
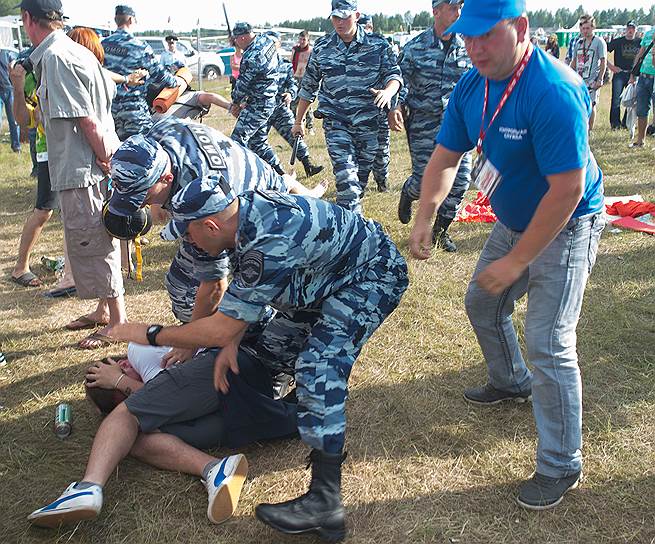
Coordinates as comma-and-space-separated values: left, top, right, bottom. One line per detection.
290, 134, 301, 165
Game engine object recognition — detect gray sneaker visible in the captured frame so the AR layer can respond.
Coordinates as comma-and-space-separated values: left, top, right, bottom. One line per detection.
517, 471, 582, 510
463, 383, 531, 405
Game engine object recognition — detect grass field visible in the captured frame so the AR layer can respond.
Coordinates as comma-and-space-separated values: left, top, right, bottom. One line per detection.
0, 77, 654, 544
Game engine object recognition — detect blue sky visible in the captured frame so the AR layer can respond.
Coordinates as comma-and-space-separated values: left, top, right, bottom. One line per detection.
59, 0, 655, 31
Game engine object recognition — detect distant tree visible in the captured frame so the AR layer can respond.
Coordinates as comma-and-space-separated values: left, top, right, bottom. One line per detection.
0, 0, 19, 17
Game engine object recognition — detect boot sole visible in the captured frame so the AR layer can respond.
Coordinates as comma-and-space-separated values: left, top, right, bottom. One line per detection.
207, 455, 249, 524
516, 477, 581, 511
28, 507, 99, 528
464, 394, 532, 406
255, 511, 346, 542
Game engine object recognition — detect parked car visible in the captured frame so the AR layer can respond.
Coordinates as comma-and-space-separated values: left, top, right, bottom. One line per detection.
138, 36, 225, 80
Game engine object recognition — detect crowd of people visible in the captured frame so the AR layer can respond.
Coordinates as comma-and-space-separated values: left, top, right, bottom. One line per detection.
0, 0, 635, 539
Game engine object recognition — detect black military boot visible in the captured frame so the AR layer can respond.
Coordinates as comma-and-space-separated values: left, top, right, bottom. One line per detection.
431, 215, 457, 252
255, 449, 346, 542
273, 164, 286, 176
376, 178, 388, 192
301, 157, 324, 177
398, 192, 413, 224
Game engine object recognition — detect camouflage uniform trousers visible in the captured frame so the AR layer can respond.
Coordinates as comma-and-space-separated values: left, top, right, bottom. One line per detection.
402, 111, 472, 220
264, 240, 408, 453
112, 99, 153, 141
324, 117, 380, 214
231, 103, 282, 171
268, 103, 310, 161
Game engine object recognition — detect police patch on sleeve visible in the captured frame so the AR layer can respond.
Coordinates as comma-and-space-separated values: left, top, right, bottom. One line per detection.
239, 250, 264, 287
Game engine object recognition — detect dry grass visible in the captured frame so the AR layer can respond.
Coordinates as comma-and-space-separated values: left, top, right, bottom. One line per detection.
0, 79, 654, 544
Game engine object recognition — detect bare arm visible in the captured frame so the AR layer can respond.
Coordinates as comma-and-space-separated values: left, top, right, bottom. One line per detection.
292, 98, 311, 137
197, 91, 232, 110
475, 169, 585, 294
409, 145, 464, 259
9, 64, 30, 126
191, 278, 228, 320
77, 115, 115, 164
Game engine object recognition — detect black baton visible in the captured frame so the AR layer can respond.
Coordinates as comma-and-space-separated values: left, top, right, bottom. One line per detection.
290, 135, 301, 165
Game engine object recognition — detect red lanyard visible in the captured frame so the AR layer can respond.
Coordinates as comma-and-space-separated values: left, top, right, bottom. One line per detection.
477, 44, 533, 154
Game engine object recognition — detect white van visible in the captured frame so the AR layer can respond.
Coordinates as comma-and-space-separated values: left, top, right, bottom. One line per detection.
140, 36, 225, 80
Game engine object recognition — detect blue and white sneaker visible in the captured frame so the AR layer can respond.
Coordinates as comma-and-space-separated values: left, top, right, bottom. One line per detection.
203, 454, 248, 524
27, 482, 103, 528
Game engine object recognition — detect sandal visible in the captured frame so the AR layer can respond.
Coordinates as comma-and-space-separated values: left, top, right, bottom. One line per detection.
78, 331, 116, 350
11, 271, 41, 288
65, 315, 110, 331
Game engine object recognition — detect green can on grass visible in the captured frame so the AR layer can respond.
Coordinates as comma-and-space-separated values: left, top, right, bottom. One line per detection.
54, 403, 72, 439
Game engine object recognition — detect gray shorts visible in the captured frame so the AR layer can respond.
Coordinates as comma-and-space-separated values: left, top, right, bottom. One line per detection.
125, 350, 225, 449
58, 180, 123, 299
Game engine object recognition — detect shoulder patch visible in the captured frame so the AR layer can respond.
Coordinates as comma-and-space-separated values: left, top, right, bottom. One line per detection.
239, 250, 264, 287
186, 123, 228, 171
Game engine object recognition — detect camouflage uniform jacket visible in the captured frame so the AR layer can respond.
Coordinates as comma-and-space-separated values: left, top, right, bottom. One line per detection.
231, 34, 279, 107
299, 26, 402, 125
398, 28, 471, 117
275, 59, 298, 104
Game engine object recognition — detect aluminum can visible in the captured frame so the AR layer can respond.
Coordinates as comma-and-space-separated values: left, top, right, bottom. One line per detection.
54, 403, 72, 439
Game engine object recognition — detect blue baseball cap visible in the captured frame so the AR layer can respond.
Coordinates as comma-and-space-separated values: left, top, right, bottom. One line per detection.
115, 4, 135, 16
331, 0, 357, 19
358, 14, 372, 26
164, 175, 236, 240
446, 0, 525, 37
432, 0, 463, 8
108, 135, 169, 217
233, 22, 252, 37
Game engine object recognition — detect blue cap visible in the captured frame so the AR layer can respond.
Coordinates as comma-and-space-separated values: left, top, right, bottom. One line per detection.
108, 135, 169, 217
358, 13, 372, 26
432, 0, 463, 8
115, 4, 135, 16
330, 0, 357, 19
164, 175, 236, 240
446, 0, 525, 37
232, 22, 252, 37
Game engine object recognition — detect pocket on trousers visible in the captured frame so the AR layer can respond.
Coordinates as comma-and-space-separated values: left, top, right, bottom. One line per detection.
587, 215, 606, 273
66, 224, 115, 258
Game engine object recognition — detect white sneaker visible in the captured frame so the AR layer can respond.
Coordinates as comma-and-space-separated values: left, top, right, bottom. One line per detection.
27, 482, 103, 528
203, 454, 248, 524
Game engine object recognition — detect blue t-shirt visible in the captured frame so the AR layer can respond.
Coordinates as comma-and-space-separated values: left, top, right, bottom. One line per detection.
437, 46, 604, 232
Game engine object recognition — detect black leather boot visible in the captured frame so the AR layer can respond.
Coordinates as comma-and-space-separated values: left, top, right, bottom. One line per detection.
432, 215, 457, 252
255, 449, 346, 542
302, 157, 324, 177
398, 192, 413, 224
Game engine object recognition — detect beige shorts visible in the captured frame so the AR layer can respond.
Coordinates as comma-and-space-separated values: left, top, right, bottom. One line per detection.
58, 180, 123, 300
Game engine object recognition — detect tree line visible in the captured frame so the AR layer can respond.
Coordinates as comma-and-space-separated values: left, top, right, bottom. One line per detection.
278, 5, 655, 33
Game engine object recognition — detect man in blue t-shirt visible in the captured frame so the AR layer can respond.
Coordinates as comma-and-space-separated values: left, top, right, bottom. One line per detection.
409, 0, 605, 511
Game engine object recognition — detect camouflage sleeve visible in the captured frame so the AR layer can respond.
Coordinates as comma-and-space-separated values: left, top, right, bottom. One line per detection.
380, 41, 403, 90
185, 240, 231, 282
231, 54, 257, 104
144, 44, 179, 89
282, 64, 298, 100
298, 47, 322, 103
397, 47, 413, 106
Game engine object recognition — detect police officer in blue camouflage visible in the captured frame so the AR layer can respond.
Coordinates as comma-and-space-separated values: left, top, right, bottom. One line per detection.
110, 177, 408, 541
265, 31, 323, 178
293, 0, 403, 214
102, 5, 181, 140
230, 23, 285, 175
390, 0, 472, 251
358, 13, 390, 193
104, 116, 326, 366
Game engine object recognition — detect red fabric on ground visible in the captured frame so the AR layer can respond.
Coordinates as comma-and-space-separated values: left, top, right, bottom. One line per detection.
605, 200, 655, 218
611, 216, 655, 234
456, 191, 497, 223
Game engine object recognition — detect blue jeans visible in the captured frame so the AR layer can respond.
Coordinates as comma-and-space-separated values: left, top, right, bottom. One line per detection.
0, 86, 20, 151
610, 71, 630, 128
464, 213, 605, 478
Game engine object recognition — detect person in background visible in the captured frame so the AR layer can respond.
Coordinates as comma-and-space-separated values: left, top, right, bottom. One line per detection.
0, 46, 21, 152
628, 12, 655, 147
160, 35, 186, 72
545, 34, 559, 58
607, 21, 640, 130
291, 30, 314, 132
229, 40, 241, 90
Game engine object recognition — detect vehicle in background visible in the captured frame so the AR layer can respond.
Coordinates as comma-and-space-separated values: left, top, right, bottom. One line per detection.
139, 36, 225, 80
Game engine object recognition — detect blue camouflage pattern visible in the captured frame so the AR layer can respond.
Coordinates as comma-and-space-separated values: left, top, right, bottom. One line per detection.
268, 59, 310, 160
331, 0, 357, 18
299, 25, 401, 213
102, 29, 179, 140
232, 22, 252, 37
398, 28, 472, 216
116, 116, 288, 322
203, 189, 409, 453
231, 34, 282, 170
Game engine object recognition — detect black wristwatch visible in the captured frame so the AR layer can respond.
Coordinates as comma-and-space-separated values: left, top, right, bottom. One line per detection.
146, 324, 164, 346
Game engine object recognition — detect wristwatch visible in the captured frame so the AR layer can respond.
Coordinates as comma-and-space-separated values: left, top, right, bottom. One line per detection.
146, 324, 164, 346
